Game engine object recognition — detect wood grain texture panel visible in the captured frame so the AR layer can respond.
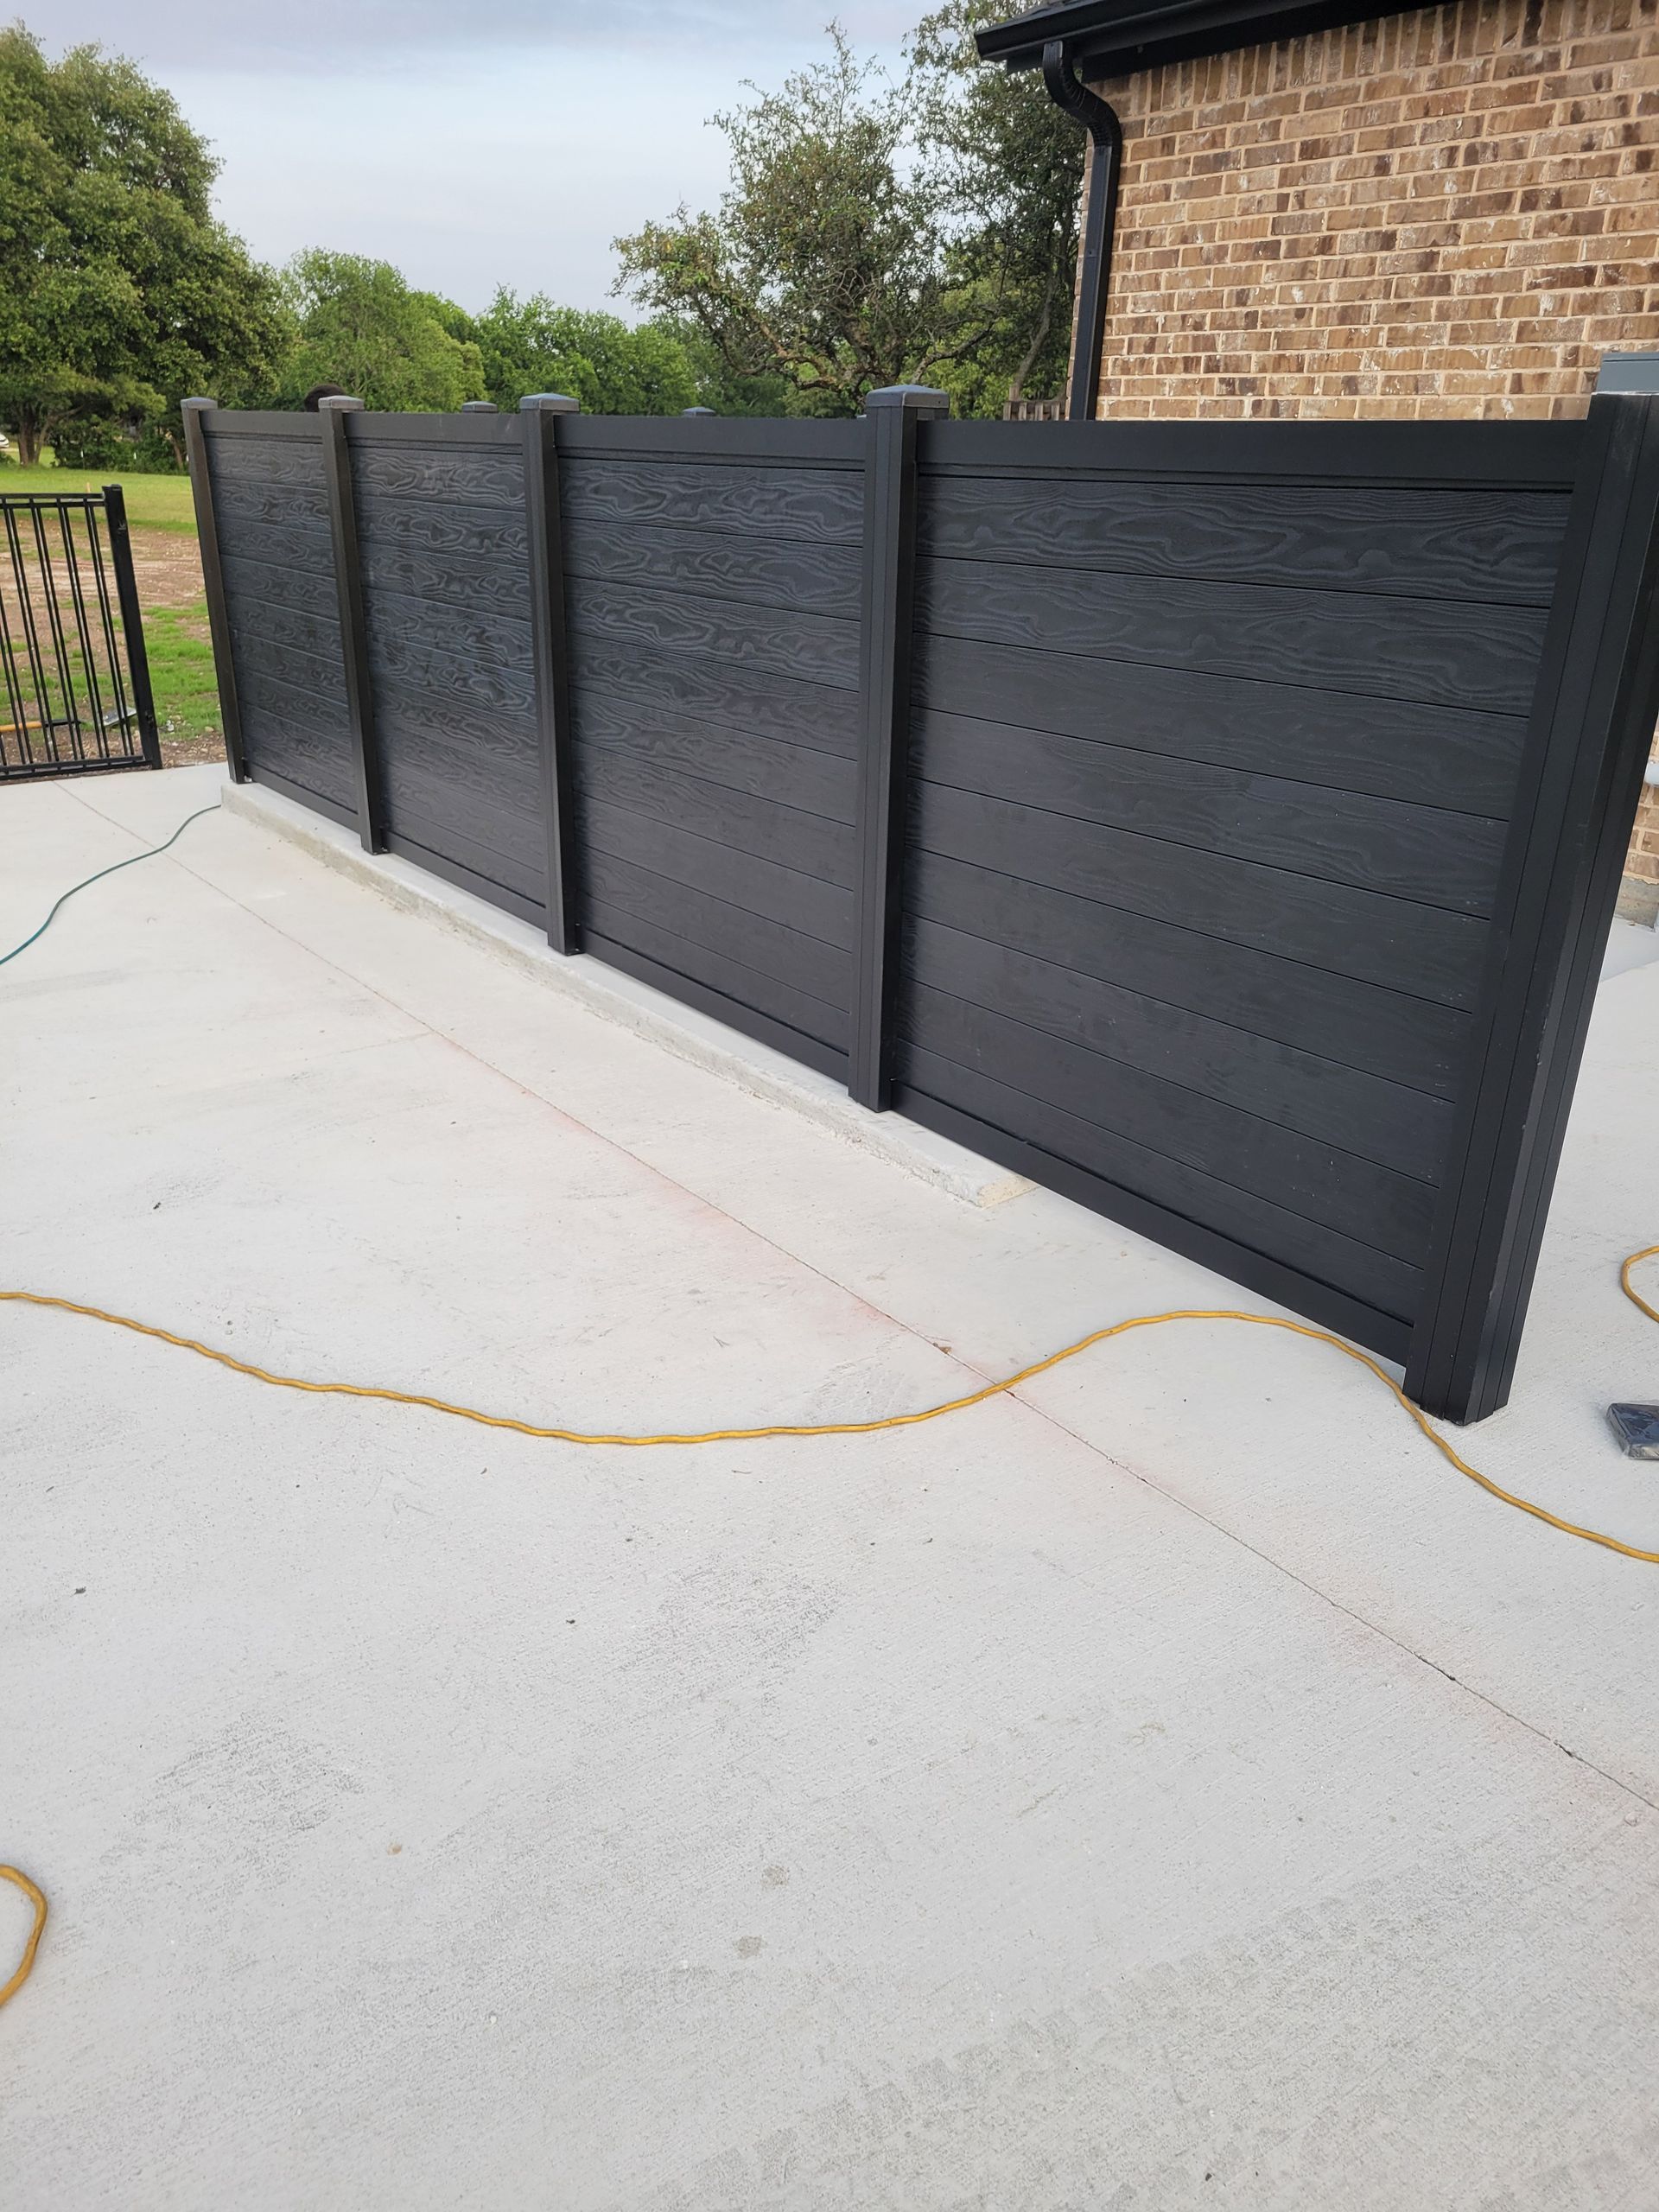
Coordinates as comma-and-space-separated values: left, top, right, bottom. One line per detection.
919, 478, 1567, 604
356, 537, 532, 620
578, 798, 853, 948
204, 434, 324, 488
380, 783, 545, 903
348, 442, 524, 508
353, 496, 530, 566
912, 632, 1529, 817
565, 518, 861, 617
219, 548, 338, 619
575, 747, 855, 886
363, 620, 535, 724
574, 692, 855, 823
227, 624, 344, 694
570, 641, 858, 757
917, 556, 1550, 715
906, 915, 1452, 1181
908, 849, 1472, 1100
214, 512, 334, 578
568, 580, 859, 690
910, 780, 1490, 1008
583, 931, 848, 1082
894, 1048, 1424, 1326
213, 476, 332, 536
915, 710, 1507, 915
374, 723, 543, 868
585, 848, 850, 1009
586, 897, 848, 1050
563, 459, 862, 542
903, 984, 1437, 1263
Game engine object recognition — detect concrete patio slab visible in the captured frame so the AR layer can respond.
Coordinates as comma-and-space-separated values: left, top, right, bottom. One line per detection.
3, 766, 1657, 2211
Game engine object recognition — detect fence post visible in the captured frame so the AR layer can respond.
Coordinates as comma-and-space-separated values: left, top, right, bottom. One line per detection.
317, 395, 385, 854
1405, 391, 1659, 1421
101, 483, 162, 770
180, 397, 248, 784
849, 385, 950, 1111
520, 393, 582, 954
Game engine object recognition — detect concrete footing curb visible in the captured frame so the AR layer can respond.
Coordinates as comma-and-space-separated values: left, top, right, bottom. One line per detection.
220, 778, 1033, 1210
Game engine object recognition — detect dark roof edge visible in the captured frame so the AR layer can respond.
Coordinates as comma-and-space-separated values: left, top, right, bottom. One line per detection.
976, 0, 1428, 77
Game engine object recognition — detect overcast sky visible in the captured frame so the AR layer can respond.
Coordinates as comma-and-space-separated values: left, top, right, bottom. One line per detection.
41, 3, 920, 313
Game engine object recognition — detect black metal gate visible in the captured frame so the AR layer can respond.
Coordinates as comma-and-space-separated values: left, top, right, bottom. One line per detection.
0, 487, 161, 780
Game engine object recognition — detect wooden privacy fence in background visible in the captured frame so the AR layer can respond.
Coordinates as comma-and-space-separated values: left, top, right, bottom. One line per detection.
182, 392, 1659, 1424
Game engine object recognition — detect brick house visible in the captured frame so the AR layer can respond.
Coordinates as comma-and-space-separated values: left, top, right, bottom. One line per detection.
976, 0, 1659, 912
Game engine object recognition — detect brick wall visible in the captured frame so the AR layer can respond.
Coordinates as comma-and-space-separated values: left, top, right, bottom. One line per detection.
1083, 0, 1659, 910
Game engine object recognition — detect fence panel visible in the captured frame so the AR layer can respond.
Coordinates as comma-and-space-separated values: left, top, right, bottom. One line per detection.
346, 413, 547, 919
561, 419, 865, 1079
188, 398, 1659, 1420
194, 413, 354, 819
896, 419, 1583, 1363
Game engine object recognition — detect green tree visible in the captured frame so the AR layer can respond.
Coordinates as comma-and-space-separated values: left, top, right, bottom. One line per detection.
471, 292, 696, 415
613, 27, 965, 416
907, 0, 1084, 414
270, 251, 485, 410
0, 26, 291, 464
613, 17, 1084, 417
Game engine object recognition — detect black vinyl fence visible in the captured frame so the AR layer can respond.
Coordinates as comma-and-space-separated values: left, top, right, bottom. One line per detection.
0, 487, 160, 780
184, 391, 1659, 1424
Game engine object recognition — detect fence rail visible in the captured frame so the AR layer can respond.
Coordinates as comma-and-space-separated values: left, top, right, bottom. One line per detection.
0, 488, 160, 780
184, 392, 1659, 1422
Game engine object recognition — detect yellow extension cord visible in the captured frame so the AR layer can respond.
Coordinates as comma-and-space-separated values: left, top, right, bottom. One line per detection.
4, 1244, 1659, 2013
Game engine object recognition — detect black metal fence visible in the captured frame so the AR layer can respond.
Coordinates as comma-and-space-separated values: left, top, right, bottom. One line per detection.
184, 391, 1659, 1423
0, 488, 161, 780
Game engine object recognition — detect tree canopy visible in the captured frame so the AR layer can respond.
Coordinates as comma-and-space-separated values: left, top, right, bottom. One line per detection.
471, 294, 696, 416
613, 10, 1084, 417
270, 251, 486, 412
0, 26, 290, 463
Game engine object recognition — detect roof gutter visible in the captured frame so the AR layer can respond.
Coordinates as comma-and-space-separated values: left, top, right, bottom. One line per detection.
1039, 40, 1122, 423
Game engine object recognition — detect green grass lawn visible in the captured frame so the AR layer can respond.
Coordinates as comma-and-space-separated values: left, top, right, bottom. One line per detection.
0, 466, 199, 535
146, 602, 221, 744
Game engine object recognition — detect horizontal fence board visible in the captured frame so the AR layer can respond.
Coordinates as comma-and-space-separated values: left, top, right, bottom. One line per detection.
212, 478, 333, 536
560, 416, 863, 467
381, 791, 545, 904
920, 416, 1584, 489
586, 896, 849, 1051
571, 642, 858, 758
575, 746, 855, 887
913, 632, 1529, 818
353, 496, 530, 567
579, 798, 854, 949
583, 931, 848, 1080
356, 536, 533, 620
563, 459, 863, 543
909, 849, 1472, 1101
202, 431, 323, 487
568, 580, 860, 690
903, 982, 1437, 1262
219, 548, 339, 620
363, 626, 535, 725
586, 848, 851, 1011
347, 442, 524, 509
906, 914, 1452, 1181
383, 831, 545, 930
228, 599, 341, 664
246, 760, 357, 831
919, 477, 1567, 604
213, 512, 335, 575
227, 622, 346, 694
917, 556, 1550, 716
566, 518, 861, 618
914, 710, 1507, 916
911, 779, 1491, 1009
374, 726, 543, 868
574, 691, 855, 823
894, 1052, 1423, 1333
